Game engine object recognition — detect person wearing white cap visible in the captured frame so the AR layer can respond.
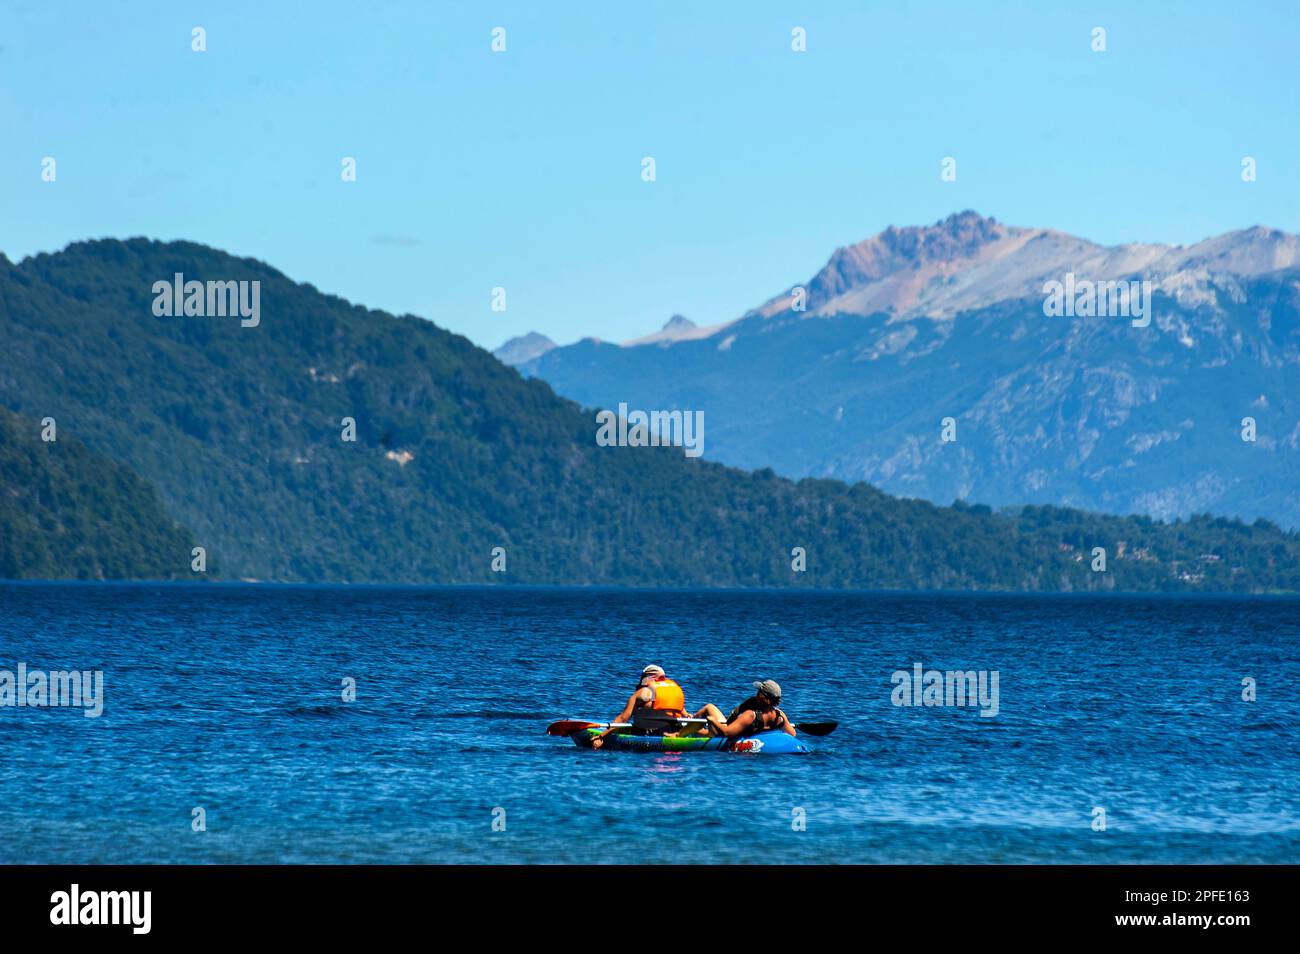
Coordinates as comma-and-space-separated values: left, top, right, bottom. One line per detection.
589, 664, 687, 750
689, 679, 796, 738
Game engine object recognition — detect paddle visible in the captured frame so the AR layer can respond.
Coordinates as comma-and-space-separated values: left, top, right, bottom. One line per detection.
637, 714, 838, 736
794, 721, 838, 736
546, 715, 710, 736
548, 716, 838, 736
546, 720, 603, 736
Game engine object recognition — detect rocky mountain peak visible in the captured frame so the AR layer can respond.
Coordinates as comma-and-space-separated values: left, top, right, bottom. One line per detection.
794, 211, 1031, 317
876, 211, 1007, 264
493, 332, 556, 367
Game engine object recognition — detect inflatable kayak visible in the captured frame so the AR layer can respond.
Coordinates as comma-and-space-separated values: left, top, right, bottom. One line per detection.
576, 727, 814, 754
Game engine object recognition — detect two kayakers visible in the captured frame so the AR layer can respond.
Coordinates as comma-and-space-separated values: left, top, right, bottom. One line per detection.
586, 672, 795, 748
691, 679, 796, 738
589, 664, 687, 750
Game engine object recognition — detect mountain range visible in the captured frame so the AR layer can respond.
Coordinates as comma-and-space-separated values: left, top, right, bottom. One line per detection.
504, 212, 1300, 529
2, 236, 1299, 590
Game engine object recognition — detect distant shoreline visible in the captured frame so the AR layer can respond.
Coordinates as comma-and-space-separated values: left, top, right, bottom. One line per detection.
4, 579, 1298, 600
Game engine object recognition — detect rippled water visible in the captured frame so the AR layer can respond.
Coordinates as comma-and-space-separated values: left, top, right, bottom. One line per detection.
1, 583, 1296, 863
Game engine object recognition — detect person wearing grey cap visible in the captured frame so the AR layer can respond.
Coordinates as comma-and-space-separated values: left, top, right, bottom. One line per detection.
688, 679, 796, 738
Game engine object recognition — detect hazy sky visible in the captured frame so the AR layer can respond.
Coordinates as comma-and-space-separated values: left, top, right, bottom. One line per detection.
3, 1, 1297, 350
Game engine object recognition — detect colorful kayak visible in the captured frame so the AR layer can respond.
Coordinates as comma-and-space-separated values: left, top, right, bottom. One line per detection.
576, 728, 814, 754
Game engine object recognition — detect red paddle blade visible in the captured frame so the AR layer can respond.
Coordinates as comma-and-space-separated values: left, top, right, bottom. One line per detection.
547, 720, 598, 736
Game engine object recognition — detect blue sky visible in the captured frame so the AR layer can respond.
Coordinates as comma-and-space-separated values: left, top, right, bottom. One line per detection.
2, 1, 1297, 349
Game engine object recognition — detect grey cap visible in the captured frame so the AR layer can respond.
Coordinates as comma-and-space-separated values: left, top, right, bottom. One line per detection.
642, 664, 665, 677
753, 679, 782, 701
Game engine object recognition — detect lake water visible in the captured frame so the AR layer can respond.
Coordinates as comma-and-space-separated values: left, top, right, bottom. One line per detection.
1, 583, 1296, 863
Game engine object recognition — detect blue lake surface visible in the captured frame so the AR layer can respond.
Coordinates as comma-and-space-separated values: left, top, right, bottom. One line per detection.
1, 583, 1296, 863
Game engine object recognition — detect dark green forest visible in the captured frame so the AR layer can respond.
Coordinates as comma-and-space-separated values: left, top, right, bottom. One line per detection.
0, 405, 194, 579
1, 238, 1298, 590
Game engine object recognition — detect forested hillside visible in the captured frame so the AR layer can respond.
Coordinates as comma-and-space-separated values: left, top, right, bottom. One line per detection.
0, 405, 194, 579
1, 239, 1297, 591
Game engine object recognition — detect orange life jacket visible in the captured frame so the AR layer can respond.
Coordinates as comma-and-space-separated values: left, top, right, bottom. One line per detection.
647, 677, 685, 715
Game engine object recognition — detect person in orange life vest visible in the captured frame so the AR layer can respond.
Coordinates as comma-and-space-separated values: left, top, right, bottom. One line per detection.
691, 679, 796, 738
589, 664, 686, 750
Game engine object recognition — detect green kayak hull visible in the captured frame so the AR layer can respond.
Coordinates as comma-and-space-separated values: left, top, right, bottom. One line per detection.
575, 727, 813, 754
